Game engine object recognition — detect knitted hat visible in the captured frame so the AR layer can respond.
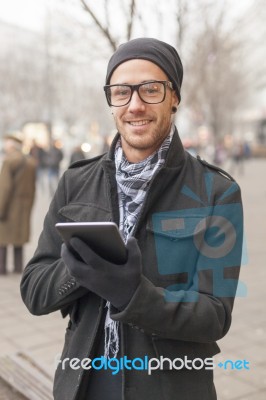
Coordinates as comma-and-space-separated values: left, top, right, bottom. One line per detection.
105, 37, 183, 102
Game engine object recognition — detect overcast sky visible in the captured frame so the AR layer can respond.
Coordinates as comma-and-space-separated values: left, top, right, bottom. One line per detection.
0, 0, 47, 31
0, 0, 255, 33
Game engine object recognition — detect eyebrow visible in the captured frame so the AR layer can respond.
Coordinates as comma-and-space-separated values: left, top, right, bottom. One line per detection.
110, 80, 161, 85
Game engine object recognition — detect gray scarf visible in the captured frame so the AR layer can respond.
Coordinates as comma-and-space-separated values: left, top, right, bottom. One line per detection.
104, 126, 174, 359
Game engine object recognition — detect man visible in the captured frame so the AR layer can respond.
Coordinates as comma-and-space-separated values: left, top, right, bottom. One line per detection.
21, 38, 243, 399
29, 139, 48, 190
0, 132, 36, 274
45, 139, 64, 196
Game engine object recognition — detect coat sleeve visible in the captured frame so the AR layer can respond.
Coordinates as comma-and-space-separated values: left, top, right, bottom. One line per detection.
20, 172, 88, 316
110, 184, 244, 344
0, 160, 13, 219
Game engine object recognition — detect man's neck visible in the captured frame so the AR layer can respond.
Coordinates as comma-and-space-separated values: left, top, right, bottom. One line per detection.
121, 125, 174, 163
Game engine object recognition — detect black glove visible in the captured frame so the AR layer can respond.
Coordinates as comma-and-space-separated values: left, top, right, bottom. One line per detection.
61, 236, 142, 309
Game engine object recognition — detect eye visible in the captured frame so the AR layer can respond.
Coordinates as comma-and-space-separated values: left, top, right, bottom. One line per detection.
142, 82, 162, 95
112, 86, 131, 98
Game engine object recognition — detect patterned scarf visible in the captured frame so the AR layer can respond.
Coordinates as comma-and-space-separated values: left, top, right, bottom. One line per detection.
115, 128, 174, 241
104, 126, 174, 359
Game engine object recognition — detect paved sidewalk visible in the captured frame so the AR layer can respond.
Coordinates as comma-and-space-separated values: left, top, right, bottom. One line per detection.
0, 187, 66, 399
214, 158, 266, 399
0, 158, 265, 399
0, 377, 27, 400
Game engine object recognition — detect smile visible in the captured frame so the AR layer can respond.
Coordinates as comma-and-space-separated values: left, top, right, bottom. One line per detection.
128, 120, 151, 126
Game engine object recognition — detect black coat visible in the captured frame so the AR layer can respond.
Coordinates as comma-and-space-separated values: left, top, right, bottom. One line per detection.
21, 129, 243, 400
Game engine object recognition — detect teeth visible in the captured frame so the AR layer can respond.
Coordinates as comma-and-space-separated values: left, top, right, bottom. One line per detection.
129, 120, 150, 126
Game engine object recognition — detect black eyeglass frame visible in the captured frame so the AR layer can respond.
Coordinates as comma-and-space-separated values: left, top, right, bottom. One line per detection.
103, 80, 173, 107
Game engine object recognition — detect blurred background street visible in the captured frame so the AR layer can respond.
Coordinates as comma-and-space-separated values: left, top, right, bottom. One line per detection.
0, 0, 266, 398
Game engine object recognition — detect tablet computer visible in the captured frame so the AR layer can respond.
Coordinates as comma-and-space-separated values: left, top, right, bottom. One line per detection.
55, 222, 127, 264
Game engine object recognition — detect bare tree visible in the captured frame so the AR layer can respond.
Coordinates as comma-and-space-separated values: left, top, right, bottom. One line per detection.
184, 5, 248, 143
0, 0, 255, 148
80, 0, 136, 50
238, 0, 266, 91
80, 0, 117, 50
175, 0, 189, 55
0, 24, 46, 135
0, 15, 110, 140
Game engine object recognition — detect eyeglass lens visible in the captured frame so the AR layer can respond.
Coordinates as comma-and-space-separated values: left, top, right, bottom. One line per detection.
106, 81, 167, 106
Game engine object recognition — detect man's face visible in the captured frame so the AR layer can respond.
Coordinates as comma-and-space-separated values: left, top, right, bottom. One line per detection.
110, 59, 178, 162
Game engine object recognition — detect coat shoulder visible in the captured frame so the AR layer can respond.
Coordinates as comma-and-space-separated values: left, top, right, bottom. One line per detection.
68, 154, 104, 169
195, 155, 235, 182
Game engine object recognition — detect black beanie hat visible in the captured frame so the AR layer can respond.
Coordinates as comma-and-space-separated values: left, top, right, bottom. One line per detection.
105, 37, 183, 102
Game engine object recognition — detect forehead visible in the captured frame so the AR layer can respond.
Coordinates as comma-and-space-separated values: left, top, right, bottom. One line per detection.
110, 59, 168, 85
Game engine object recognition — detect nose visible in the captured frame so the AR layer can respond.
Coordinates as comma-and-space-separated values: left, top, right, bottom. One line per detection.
127, 90, 146, 112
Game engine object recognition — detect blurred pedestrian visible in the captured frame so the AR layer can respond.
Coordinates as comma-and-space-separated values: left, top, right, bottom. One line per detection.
0, 132, 36, 275
46, 139, 64, 196
29, 139, 48, 190
69, 145, 85, 166
229, 139, 245, 175
243, 140, 252, 159
213, 141, 227, 166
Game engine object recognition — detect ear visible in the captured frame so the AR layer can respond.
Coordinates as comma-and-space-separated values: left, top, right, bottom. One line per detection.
171, 91, 179, 111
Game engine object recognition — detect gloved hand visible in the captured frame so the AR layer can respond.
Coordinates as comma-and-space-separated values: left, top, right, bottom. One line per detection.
61, 236, 142, 309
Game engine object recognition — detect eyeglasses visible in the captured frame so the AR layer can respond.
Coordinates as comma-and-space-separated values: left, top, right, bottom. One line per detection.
104, 80, 173, 107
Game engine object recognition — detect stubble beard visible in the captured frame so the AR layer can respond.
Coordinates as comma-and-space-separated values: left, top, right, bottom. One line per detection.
115, 113, 172, 153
